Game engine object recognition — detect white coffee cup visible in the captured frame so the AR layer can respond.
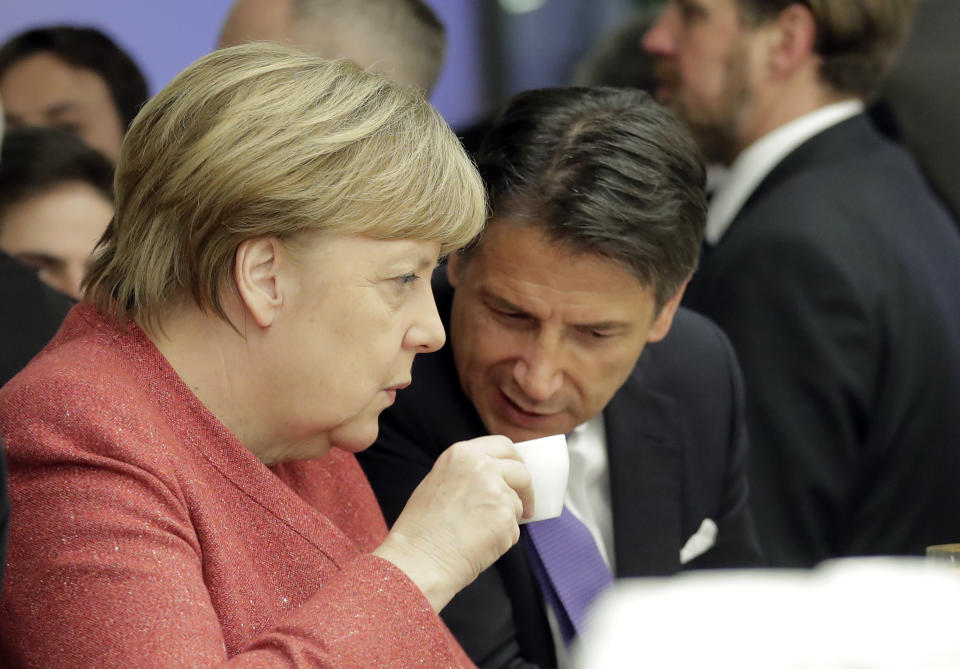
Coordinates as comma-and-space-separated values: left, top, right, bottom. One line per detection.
515, 433, 569, 524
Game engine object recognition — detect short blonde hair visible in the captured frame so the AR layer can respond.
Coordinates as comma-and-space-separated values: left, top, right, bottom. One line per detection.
84, 42, 485, 327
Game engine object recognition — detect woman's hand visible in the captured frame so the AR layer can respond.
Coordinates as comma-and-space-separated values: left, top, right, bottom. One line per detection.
372, 435, 534, 612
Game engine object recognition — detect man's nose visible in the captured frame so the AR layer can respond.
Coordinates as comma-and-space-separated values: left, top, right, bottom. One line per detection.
513, 335, 563, 403
642, 3, 678, 56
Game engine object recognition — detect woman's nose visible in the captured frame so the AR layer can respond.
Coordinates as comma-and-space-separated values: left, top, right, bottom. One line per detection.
405, 289, 446, 353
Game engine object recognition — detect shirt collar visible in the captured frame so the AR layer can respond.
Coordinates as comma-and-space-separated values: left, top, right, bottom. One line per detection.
704, 99, 865, 245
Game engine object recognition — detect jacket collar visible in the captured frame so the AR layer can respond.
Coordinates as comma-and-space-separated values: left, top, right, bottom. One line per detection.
605, 365, 684, 576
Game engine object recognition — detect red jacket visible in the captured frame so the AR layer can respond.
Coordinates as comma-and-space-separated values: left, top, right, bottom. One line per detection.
0, 305, 473, 668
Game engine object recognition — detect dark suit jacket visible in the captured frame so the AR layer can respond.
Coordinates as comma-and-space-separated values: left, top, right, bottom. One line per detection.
0, 435, 7, 592
358, 273, 763, 669
0, 250, 72, 387
685, 113, 960, 567
0, 250, 72, 588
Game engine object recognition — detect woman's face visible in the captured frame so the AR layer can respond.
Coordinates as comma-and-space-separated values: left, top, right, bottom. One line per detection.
261, 234, 445, 459
0, 181, 113, 298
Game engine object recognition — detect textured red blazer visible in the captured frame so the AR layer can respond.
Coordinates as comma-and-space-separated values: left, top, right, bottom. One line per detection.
0, 305, 474, 668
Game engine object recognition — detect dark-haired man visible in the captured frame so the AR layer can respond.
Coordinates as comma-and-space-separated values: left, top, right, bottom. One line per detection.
0, 27, 147, 164
358, 86, 762, 669
0, 97, 73, 592
0, 126, 115, 298
219, 0, 446, 93
644, 0, 960, 566
0, 98, 73, 386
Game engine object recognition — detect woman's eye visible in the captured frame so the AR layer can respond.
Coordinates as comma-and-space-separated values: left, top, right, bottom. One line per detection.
396, 272, 420, 286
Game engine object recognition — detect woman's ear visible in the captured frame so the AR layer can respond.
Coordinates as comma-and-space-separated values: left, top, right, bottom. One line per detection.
234, 238, 284, 328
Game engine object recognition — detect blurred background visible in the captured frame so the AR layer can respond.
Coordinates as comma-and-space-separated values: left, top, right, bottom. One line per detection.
0, 0, 660, 131
4, 0, 953, 215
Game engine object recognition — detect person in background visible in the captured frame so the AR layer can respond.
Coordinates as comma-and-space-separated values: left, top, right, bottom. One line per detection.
1, 98, 5, 592
0, 26, 148, 163
0, 43, 533, 667
358, 86, 763, 669
0, 100, 76, 599
644, 0, 960, 566
569, 8, 659, 91
0, 124, 74, 386
871, 0, 960, 223
219, 0, 446, 94
0, 427, 6, 593
0, 126, 114, 298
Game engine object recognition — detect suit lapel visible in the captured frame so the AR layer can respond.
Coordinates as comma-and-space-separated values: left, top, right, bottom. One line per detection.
605, 369, 684, 577
728, 114, 875, 237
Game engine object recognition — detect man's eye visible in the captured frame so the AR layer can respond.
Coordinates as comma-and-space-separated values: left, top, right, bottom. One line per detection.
53, 122, 82, 135
577, 328, 618, 343
14, 255, 55, 275
395, 272, 420, 286
590, 330, 614, 339
489, 307, 535, 328
677, 0, 707, 22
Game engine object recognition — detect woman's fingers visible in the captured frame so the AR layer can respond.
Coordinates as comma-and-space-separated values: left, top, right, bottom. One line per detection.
375, 434, 535, 611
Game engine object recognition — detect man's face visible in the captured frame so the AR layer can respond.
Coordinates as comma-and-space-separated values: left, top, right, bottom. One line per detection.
448, 221, 683, 443
218, 0, 295, 48
0, 181, 114, 298
0, 52, 125, 163
643, 0, 762, 164
218, 0, 421, 90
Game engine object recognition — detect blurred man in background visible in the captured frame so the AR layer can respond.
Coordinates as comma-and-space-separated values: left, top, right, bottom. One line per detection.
644, 0, 960, 566
0, 127, 115, 298
219, 0, 446, 93
0, 26, 147, 163
0, 98, 73, 387
872, 0, 960, 222
0, 97, 71, 592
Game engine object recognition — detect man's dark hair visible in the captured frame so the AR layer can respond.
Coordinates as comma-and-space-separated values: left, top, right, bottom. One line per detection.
0, 26, 149, 130
737, 0, 916, 99
472, 86, 706, 309
0, 126, 114, 226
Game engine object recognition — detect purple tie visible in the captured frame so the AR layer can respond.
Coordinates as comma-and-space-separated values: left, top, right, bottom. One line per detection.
522, 506, 614, 644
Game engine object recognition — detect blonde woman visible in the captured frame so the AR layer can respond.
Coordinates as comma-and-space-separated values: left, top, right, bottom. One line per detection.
0, 44, 532, 667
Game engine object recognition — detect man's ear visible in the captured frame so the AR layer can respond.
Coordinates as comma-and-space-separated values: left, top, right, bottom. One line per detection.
647, 278, 689, 343
766, 3, 818, 77
234, 237, 284, 328
446, 252, 463, 288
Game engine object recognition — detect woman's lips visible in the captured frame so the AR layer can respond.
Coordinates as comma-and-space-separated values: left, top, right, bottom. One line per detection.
383, 381, 410, 406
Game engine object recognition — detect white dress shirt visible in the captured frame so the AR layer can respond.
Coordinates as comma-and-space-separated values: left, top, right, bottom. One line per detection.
564, 415, 615, 571
705, 100, 865, 245
544, 414, 613, 669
